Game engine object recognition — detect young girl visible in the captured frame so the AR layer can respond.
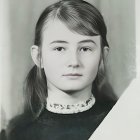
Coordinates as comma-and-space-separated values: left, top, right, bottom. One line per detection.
6, 0, 117, 139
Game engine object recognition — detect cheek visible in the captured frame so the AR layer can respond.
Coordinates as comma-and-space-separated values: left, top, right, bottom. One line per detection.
85, 63, 99, 84
88, 62, 99, 78
84, 54, 101, 80
42, 53, 63, 78
43, 62, 60, 85
85, 52, 101, 69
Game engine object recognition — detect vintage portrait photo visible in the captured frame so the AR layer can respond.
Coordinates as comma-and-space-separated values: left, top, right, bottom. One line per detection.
0, 0, 139, 140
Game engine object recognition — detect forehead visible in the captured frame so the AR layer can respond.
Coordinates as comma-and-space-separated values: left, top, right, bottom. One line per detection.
42, 19, 101, 44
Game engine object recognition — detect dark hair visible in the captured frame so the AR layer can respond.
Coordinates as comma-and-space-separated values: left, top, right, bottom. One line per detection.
24, 0, 117, 118
34, 0, 108, 47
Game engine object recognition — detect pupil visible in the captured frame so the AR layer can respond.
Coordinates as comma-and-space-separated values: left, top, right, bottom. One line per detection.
58, 48, 62, 51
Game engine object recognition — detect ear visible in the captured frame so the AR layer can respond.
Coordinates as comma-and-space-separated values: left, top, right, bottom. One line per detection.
30, 45, 43, 68
103, 46, 109, 60
99, 46, 109, 70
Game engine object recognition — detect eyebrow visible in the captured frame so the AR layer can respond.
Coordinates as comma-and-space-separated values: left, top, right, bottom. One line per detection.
78, 40, 96, 44
50, 40, 68, 44
50, 39, 96, 44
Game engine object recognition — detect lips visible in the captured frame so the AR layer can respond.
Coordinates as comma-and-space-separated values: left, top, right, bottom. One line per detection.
63, 73, 82, 76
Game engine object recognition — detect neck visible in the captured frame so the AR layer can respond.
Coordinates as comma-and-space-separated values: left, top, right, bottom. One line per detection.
47, 84, 93, 105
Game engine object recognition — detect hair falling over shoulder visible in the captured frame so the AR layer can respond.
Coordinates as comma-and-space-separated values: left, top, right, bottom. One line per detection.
23, 65, 47, 118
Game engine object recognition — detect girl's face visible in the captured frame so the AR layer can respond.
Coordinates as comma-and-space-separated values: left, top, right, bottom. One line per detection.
41, 20, 101, 92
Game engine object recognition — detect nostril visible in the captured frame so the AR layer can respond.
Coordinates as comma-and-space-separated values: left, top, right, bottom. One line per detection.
68, 64, 80, 68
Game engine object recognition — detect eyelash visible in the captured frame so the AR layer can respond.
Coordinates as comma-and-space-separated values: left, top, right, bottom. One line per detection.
53, 46, 93, 52
54, 47, 65, 51
80, 47, 92, 52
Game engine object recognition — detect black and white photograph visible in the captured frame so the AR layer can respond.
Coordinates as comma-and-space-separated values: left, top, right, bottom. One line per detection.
0, 0, 140, 140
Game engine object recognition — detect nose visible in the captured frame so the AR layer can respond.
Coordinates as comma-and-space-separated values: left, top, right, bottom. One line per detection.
68, 51, 81, 68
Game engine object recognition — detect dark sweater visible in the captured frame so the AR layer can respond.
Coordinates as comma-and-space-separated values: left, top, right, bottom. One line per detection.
5, 100, 115, 140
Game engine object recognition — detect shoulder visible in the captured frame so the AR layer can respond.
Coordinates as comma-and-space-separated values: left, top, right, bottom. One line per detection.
6, 112, 35, 140
0, 129, 7, 140
91, 100, 116, 122
95, 100, 116, 112
6, 110, 51, 140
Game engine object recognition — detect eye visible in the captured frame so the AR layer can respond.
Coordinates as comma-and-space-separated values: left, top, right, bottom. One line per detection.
54, 47, 65, 51
80, 47, 92, 52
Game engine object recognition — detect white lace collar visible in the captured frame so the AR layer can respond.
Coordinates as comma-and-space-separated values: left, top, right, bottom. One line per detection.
46, 94, 95, 114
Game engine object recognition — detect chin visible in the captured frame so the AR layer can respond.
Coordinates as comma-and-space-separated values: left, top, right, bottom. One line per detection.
61, 89, 83, 94
58, 84, 87, 93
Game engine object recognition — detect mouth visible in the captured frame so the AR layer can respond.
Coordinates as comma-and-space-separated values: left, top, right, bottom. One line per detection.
63, 73, 82, 76
62, 73, 83, 79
